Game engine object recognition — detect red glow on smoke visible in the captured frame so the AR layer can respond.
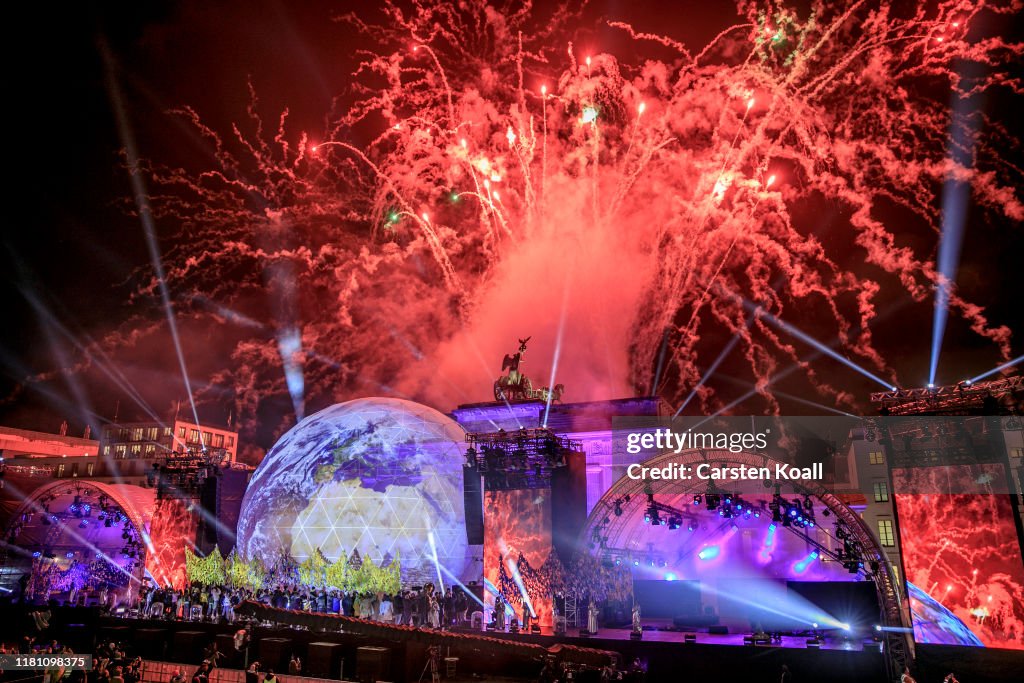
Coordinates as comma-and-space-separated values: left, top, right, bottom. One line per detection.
894, 465, 1024, 650
73, 0, 1020, 448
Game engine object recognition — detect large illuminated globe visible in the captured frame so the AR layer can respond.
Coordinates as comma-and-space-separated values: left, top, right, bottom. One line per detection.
236, 397, 470, 585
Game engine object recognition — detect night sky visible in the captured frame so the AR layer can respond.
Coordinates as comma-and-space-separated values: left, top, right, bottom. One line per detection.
2, 1, 1021, 460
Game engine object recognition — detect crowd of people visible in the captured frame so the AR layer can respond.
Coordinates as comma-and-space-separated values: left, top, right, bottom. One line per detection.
133, 581, 478, 629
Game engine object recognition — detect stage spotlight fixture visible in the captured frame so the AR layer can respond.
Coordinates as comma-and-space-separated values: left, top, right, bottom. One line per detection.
32, 551, 41, 558
874, 625, 882, 632
693, 494, 702, 506
705, 494, 721, 511
698, 546, 720, 561
65, 552, 74, 558
633, 560, 640, 566
687, 520, 697, 532
613, 500, 623, 516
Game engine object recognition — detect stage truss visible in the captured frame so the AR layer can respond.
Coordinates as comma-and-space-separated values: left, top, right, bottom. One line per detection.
870, 376, 1023, 415
0, 479, 154, 594
580, 448, 912, 682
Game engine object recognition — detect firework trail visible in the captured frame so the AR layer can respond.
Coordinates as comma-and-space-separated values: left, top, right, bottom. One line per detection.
114, 0, 1020, 446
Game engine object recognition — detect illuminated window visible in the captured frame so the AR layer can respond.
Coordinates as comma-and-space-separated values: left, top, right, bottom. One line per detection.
86, 463, 94, 476
146, 427, 159, 441
868, 451, 885, 465
57, 464, 65, 478
103, 446, 111, 456
144, 444, 156, 456
132, 427, 144, 441
877, 519, 895, 547
228, 436, 235, 447
130, 444, 141, 457
1010, 447, 1023, 459
178, 426, 186, 438
202, 431, 213, 446
163, 427, 173, 437
873, 481, 890, 502
189, 429, 200, 443
213, 434, 225, 448
71, 463, 79, 477
115, 445, 127, 459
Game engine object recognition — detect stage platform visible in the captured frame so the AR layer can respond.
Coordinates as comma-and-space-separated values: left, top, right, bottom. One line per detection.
2, 607, 1021, 683
487, 623, 878, 652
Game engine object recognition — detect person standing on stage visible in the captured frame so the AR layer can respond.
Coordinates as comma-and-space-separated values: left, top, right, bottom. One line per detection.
342, 591, 354, 617
428, 589, 440, 628
494, 594, 506, 631
455, 588, 468, 625
380, 594, 394, 623
586, 597, 599, 635
393, 592, 405, 625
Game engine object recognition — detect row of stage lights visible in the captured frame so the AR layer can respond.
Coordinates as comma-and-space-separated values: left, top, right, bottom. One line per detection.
8, 488, 140, 561
630, 492, 819, 530
607, 491, 873, 576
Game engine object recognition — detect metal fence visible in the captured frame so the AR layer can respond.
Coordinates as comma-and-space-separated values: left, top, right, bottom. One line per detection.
139, 661, 353, 683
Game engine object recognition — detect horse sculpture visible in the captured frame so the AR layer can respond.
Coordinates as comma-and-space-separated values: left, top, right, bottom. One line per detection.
493, 337, 565, 403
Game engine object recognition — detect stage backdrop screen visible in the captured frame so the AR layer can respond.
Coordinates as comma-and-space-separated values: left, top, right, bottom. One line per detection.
894, 464, 1024, 650
483, 488, 553, 626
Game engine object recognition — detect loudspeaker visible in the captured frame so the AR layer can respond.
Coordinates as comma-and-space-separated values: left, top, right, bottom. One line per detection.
463, 469, 484, 544
258, 637, 292, 672
307, 642, 344, 679
708, 625, 729, 635
215, 633, 240, 668
171, 631, 207, 664
199, 473, 220, 546
356, 646, 390, 683
134, 628, 166, 659
198, 468, 248, 554
550, 450, 587, 564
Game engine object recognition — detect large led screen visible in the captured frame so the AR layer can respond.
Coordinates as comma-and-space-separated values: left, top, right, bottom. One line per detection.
894, 464, 1024, 650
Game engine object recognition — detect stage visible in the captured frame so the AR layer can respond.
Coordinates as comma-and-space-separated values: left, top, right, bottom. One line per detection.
3, 604, 1022, 682
506, 621, 878, 652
